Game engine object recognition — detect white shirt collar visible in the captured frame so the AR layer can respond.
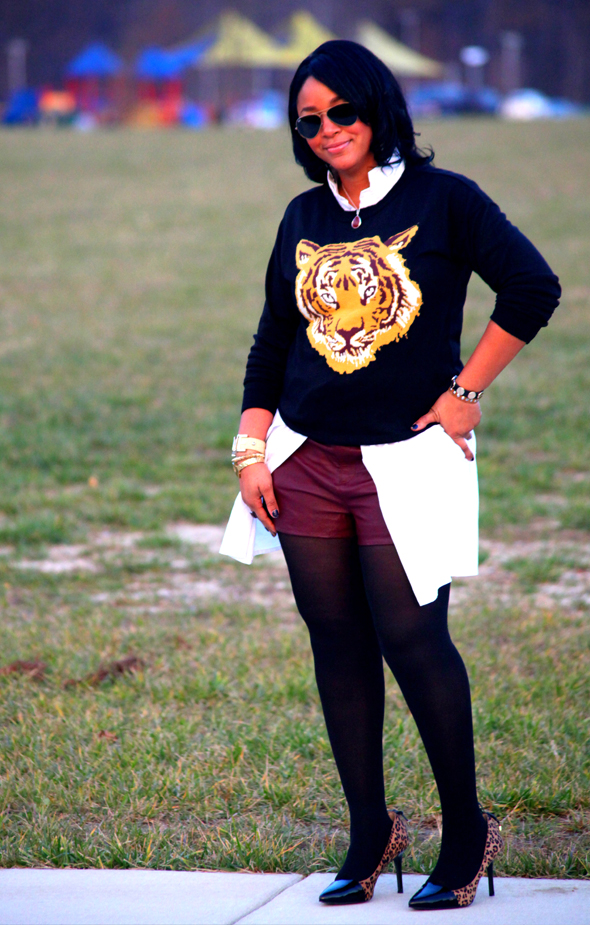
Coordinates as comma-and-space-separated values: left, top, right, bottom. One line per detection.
327, 156, 405, 211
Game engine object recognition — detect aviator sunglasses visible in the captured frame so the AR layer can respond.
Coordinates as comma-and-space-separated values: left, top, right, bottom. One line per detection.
295, 102, 359, 139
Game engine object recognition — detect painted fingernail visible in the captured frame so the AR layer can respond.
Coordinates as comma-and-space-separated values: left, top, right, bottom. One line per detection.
411, 424, 419, 430
250, 511, 257, 517
272, 510, 279, 518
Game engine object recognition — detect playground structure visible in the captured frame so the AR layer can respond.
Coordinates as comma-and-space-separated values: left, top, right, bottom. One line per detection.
5, 9, 579, 127
65, 43, 124, 121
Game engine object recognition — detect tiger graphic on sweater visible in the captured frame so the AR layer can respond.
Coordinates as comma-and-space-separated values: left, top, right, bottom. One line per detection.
295, 225, 422, 374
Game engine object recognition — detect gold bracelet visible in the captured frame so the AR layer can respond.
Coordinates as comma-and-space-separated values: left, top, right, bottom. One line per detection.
231, 449, 266, 466
232, 454, 265, 477
234, 456, 265, 477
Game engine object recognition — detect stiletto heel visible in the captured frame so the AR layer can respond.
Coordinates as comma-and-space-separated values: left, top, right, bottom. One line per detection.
409, 811, 503, 911
394, 853, 404, 893
319, 809, 409, 905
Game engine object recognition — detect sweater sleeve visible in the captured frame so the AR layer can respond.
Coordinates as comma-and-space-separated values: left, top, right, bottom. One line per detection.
241, 219, 300, 413
452, 179, 561, 343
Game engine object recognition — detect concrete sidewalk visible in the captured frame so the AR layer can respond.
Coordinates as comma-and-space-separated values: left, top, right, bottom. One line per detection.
0, 869, 588, 925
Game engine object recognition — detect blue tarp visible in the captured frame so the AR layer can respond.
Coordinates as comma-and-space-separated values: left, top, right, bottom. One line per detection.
407, 82, 500, 117
179, 101, 209, 129
2, 88, 39, 125
136, 38, 213, 79
66, 43, 123, 78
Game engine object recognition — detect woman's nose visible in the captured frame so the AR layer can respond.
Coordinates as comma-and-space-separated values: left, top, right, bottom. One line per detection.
319, 113, 339, 136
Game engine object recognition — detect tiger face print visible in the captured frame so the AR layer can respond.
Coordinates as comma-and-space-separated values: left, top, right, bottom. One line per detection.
295, 226, 422, 374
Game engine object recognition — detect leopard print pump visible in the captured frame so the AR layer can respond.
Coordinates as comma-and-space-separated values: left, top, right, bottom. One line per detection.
319, 809, 409, 905
453, 813, 503, 907
408, 812, 503, 911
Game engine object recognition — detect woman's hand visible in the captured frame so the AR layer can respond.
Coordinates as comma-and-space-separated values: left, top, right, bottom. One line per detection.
409, 322, 528, 460
239, 462, 280, 535
411, 390, 481, 461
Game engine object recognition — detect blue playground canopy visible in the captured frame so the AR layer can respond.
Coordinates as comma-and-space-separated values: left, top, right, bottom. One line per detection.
136, 38, 213, 80
66, 43, 123, 78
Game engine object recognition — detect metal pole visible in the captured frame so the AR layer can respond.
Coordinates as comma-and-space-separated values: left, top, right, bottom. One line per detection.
400, 9, 420, 51
500, 32, 523, 94
7, 38, 28, 94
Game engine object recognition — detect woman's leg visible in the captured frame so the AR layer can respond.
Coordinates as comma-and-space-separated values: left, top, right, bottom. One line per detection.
358, 544, 487, 888
279, 533, 393, 881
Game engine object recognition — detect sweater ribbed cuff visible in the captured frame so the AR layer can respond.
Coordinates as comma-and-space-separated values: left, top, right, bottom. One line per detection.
490, 306, 547, 344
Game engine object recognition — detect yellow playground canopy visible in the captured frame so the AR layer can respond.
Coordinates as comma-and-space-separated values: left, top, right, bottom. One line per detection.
198, 10, 336, 70
198, 11, 287, 68
196, 10, 335, 69
356, 22, 442, 78
273, 11, 336, 66
169, 11, 441, 77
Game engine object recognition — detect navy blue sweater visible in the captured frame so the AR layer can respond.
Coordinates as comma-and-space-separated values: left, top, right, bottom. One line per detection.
242, 164, 560, 446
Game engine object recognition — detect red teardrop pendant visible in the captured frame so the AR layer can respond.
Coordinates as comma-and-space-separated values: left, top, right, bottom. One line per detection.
351, 214, 362, 229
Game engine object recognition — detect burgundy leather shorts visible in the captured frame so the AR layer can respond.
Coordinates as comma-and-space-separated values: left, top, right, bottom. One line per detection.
272, 438, 393, 545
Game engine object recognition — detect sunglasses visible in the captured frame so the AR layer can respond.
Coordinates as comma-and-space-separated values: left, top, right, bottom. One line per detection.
295, 102, 359, 139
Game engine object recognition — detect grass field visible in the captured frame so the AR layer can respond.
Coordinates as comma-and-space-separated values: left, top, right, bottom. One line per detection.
0, 120, 589, 877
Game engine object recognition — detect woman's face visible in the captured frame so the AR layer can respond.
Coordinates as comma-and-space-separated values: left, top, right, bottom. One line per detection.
296, 76, 376, 178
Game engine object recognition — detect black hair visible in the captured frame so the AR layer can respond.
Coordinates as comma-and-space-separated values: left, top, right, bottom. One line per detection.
288, 40, 433, 183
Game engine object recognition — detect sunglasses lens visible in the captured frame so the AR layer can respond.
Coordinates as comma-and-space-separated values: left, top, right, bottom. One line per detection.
329, 103, 358, 126
296, 116, 321, 139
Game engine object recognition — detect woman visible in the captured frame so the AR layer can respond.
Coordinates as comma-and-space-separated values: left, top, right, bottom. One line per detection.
220, 41, 560, 911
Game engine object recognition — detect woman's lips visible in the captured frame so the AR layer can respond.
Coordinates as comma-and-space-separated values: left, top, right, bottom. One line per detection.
324, 139, 351, 155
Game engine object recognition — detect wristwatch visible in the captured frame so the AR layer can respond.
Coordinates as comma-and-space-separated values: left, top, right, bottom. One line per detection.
231, 434, 266, 454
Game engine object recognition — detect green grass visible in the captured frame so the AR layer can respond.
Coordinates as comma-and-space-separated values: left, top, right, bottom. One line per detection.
0, 547, 587, 876
0, 120, 589, 876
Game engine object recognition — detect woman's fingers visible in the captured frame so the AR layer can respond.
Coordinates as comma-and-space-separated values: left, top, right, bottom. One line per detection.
451, 433, 475, 461
250, 494, 277, 533
411, 391, 479, 461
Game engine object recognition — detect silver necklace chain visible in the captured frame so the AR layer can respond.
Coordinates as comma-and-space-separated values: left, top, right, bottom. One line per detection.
339, 180, 362, 229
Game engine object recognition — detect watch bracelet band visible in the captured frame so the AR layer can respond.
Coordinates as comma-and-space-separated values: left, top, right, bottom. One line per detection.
448, 375, 484, 403
232, 434, 266, 454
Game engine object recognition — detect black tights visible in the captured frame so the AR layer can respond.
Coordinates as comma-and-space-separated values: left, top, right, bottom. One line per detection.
279, 534, 487, 888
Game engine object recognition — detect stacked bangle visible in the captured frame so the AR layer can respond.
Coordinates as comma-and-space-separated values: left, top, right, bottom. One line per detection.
232, 454, 265, 477
231, 434, 267, 477
448, 375, 484, 403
